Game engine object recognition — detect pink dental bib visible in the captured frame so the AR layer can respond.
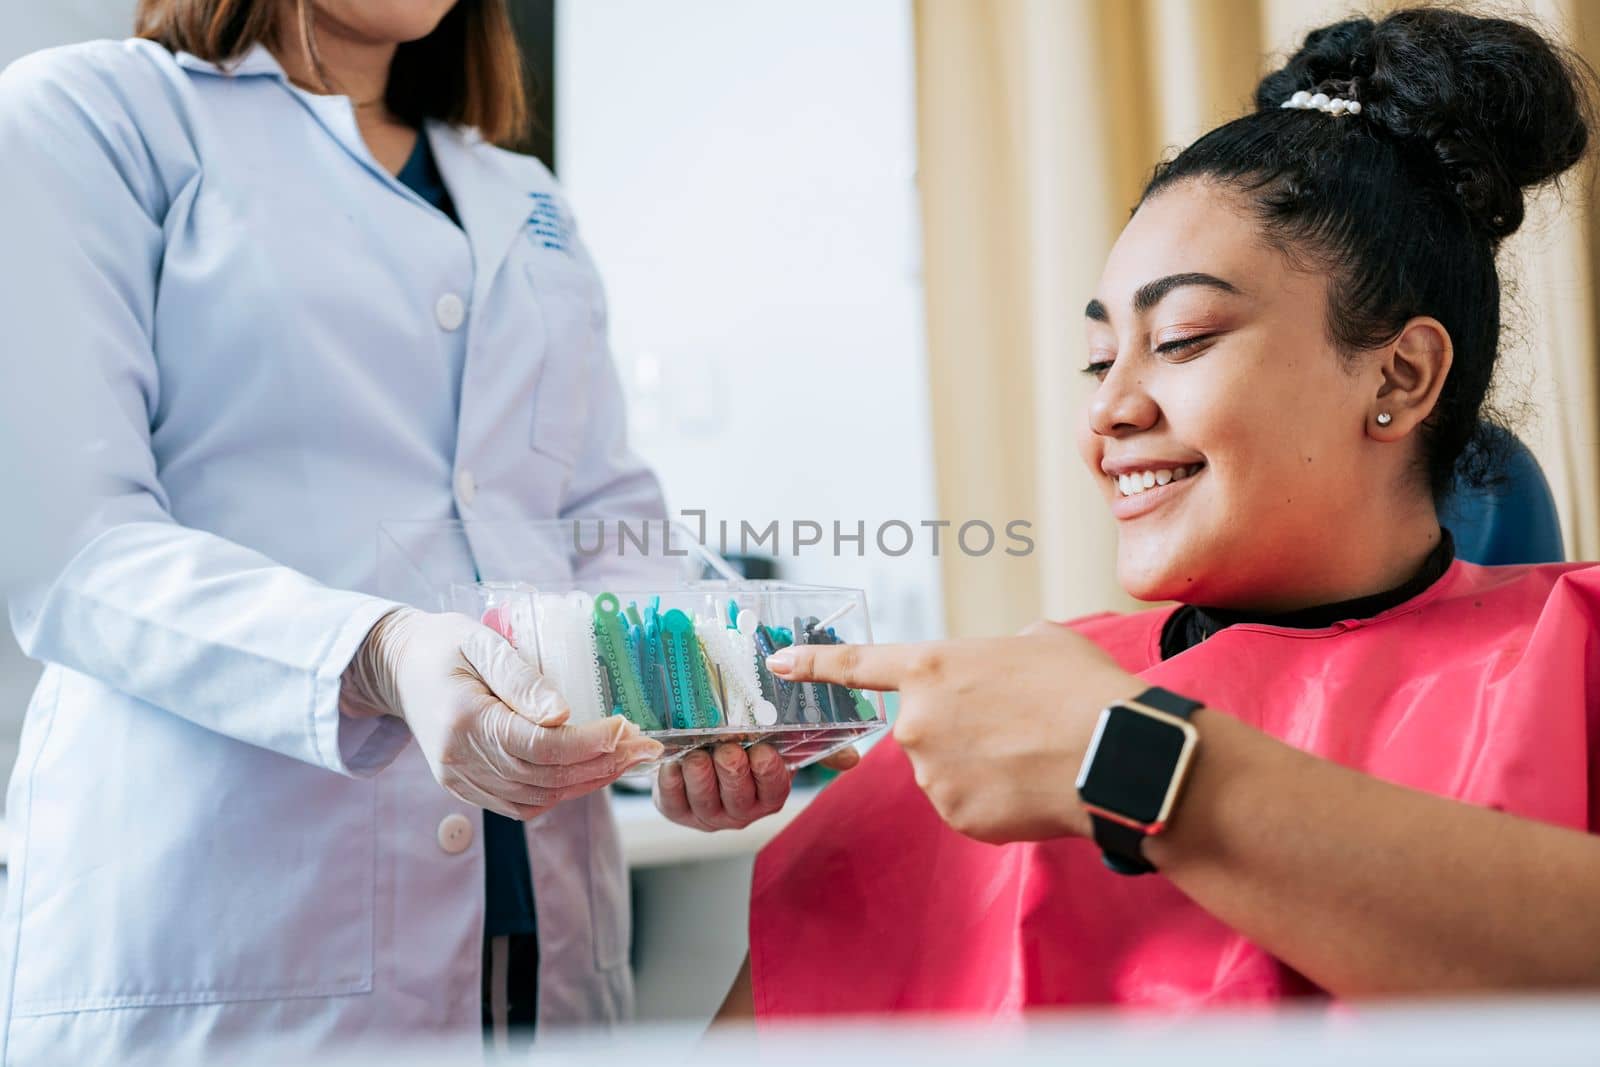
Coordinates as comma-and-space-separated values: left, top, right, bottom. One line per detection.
750, 560, 1600, 1017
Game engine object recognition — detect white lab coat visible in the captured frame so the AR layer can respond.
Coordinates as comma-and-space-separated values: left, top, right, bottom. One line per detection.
0, 39, 664, 1064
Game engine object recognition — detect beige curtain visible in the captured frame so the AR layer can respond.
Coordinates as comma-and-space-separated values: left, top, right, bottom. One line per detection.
916, 0, 1600, 638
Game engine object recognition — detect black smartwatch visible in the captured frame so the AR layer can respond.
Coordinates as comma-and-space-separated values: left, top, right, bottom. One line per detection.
1074, 686, 1202, 875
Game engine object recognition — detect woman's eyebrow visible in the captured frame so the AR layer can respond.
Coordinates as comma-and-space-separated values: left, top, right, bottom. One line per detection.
1085, 272, 1242, 323
1133, 272, 1241, 313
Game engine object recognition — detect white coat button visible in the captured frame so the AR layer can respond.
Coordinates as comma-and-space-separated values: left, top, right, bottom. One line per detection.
435, 292, 466, 331
437, 813, 473, 854
454, 468, 477, 507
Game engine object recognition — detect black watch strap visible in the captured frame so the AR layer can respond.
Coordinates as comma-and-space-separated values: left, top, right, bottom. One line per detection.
1131, 685, 1202, 720
1089, 686, 1202, 876
1092, 817, 1159, 875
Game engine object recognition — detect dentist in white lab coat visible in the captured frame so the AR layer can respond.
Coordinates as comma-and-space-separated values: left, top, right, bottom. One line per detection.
0, 0, 698, 1060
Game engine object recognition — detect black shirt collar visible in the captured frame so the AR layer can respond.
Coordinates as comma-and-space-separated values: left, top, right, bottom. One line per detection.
1158, 530, 1456, 660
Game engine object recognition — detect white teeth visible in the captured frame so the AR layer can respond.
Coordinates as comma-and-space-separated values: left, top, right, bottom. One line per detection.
1112, 463, 1203, 496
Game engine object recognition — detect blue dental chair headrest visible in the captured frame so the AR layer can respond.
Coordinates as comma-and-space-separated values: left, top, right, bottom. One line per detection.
1438, 423, 1565, 566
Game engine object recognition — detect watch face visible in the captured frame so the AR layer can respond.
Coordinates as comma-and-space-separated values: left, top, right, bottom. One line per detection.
1076, 705, 1192, 825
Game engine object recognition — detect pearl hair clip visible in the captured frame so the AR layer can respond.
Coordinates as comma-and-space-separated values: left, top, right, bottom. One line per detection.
1280, 90, 1362, 116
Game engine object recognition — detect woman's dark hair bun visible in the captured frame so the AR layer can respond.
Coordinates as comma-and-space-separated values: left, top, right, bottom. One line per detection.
1256, 7, 1595, 240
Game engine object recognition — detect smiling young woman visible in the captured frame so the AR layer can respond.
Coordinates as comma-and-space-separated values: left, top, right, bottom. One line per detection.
1079, 182, 1453, 612
718, 8, 1600, 1018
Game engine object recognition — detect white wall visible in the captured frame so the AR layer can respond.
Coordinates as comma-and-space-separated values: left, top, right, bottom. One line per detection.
556, 0, 942, 645
0, 0, 135, 63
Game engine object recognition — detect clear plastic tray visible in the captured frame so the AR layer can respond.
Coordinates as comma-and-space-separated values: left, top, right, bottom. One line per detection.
377, 519, 887, 772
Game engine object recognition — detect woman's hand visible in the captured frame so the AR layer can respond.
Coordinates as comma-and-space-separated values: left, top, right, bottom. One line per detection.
767, 623, 1138, 843
341, 607, 664, 820
653, 743, 861, 831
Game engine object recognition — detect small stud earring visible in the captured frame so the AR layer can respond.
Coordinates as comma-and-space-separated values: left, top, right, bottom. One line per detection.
1376, 412, 1393, 426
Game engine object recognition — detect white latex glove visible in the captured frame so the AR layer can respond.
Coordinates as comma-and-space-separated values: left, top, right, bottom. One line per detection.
341, 607, 664, 820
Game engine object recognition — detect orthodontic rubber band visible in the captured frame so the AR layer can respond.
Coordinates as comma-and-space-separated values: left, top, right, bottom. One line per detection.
594, 592, 662, 730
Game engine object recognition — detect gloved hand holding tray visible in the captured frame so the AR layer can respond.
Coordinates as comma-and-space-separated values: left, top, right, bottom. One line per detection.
378, 518, 888, 773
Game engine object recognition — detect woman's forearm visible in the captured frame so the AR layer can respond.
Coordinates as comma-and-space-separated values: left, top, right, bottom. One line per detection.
1146, 710, 1600, 996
